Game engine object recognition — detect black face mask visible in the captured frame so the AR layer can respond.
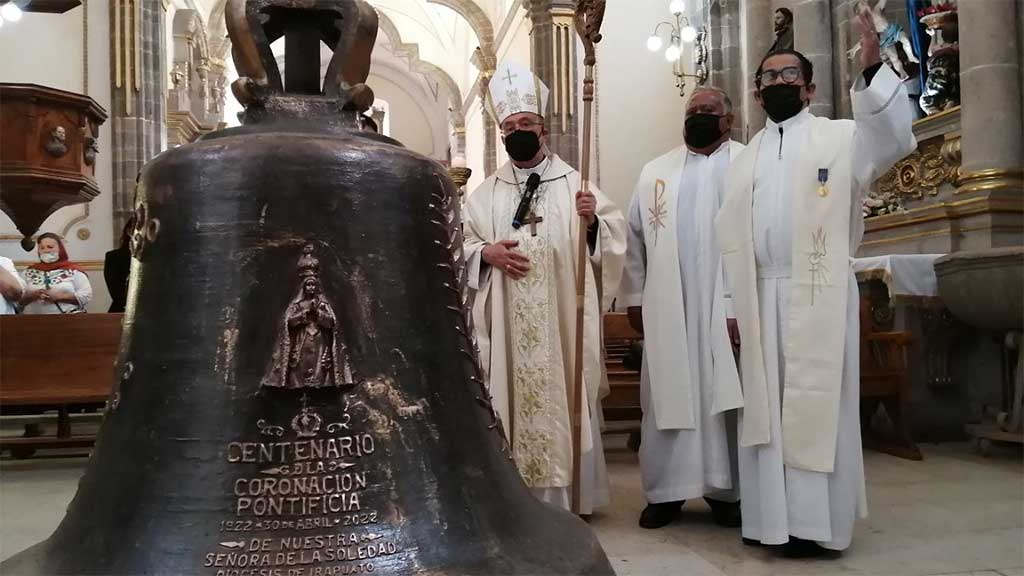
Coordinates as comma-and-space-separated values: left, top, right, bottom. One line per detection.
504, 130, 542, 162
760, 84, 806, 123
684, 113, 725, 149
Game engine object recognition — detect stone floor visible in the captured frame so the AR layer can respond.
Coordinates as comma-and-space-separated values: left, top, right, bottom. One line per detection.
0, 440, 1021, 575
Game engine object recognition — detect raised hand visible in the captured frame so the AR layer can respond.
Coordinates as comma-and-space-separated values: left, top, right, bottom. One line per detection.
856, 6, 882, 70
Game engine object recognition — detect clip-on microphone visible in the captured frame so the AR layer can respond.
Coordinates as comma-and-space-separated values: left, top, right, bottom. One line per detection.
512, 172, 542, 229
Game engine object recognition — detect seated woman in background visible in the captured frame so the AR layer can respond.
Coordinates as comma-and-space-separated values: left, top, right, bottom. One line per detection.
19, 233, 92, 314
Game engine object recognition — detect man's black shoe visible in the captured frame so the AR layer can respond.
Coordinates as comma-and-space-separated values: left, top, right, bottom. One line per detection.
705, 498, 742, 528
638, 500, 684, 529
782, 537, 840, 559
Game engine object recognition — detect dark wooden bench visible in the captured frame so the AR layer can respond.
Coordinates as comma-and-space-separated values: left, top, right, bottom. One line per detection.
1, 313, 122, 457
602, 312, 642, 450
859, 297, 922, 460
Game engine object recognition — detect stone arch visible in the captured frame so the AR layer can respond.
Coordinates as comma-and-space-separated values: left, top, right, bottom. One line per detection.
205, 0, 232, 62
426, 0, 496, 68
367, 59, 451, 159
375, 11, 467, 155
168, 9, 227, 144
172, 9, 211, 71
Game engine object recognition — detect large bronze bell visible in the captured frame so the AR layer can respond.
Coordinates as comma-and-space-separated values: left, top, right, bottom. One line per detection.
1, 1, 615, 574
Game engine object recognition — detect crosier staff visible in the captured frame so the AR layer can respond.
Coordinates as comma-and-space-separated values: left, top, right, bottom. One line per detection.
571, 0, 605, 515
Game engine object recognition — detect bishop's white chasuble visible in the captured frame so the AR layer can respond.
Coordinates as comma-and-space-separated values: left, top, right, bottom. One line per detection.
716, 64, 916, 549
620, 141, 745, 503
463, 154, 627, 513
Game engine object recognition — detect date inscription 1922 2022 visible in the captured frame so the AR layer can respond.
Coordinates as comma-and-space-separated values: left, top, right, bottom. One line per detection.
206, 410, 400, 576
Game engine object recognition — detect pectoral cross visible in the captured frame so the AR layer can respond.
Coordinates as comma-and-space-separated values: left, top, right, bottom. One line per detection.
523, 211, 544, 237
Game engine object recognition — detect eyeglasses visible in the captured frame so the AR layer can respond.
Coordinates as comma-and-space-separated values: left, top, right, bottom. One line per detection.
757, 66, 803, 87
501, 119, 544, 136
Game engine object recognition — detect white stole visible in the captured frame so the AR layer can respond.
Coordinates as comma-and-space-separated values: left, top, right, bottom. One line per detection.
637, 142, 744, 431
716, 117, 857, 473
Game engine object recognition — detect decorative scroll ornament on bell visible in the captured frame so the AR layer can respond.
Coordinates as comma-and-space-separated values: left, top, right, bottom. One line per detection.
0, 1, 615, 575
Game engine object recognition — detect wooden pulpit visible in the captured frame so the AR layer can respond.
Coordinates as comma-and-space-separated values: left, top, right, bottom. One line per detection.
0, 83, 108, 249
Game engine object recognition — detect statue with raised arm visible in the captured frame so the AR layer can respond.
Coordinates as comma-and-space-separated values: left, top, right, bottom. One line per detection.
848, 0, 919, 80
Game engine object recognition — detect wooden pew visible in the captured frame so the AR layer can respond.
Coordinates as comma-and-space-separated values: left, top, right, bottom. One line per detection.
1, 312, 646, 456
602, 312, 642, 450
0, 314, 122, 456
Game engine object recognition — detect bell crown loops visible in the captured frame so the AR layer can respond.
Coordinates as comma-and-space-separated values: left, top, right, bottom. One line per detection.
226, 0, 378, 121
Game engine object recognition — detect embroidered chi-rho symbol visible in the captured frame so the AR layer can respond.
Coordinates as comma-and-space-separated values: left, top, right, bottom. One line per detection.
648, 179, 668, 245
817, 168, 829, 198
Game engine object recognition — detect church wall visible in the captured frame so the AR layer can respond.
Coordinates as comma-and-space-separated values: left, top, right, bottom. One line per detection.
366, 72, 441, 159
0, 3, 114, 313
594, 0, 689, 212
495, 6, 531, 79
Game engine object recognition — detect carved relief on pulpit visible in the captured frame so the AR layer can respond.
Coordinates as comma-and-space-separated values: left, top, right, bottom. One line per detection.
43, 126, 69, 158
166, 10, 228, 146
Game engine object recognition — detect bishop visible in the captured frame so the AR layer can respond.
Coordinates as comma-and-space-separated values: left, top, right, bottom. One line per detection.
463, 60, 627, 515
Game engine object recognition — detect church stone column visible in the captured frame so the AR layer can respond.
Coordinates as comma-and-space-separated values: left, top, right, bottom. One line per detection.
110, 0, 168, 238
481, 76, 498, 176
955, 0, 1023, 249
740, 0, 773, 139
524, 0, 580, 169
831, 0, 855, 118
779, 0, 835, 118
958, 0, 1023, 185
473, 47, 498, 177
707, 0, 746, 142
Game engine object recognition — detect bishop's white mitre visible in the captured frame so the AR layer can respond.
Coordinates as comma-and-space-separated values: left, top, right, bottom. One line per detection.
486, 60, 550, 125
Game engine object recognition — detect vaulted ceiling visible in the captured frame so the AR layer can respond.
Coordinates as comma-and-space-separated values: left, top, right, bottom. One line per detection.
176, 0, 516, 159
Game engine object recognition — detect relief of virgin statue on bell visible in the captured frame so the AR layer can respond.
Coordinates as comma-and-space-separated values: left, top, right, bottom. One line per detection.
261, 244, 354, 389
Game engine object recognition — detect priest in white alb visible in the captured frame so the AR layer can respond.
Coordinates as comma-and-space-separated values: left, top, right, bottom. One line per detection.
463, 61, 627, 515
619, 87, 745, 529
715, 11, 916, 557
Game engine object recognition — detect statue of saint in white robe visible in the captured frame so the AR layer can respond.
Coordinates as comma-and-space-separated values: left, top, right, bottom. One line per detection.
716, 64, 916, 550
463, 153, 627, 514
619, 141, 744, 505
